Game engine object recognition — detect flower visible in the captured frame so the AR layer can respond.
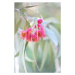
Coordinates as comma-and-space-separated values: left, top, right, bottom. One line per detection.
37, 19, 43, 24
20, 18, 45, 42
34, 24, 41, 29
20, 29, 26, 39
35, 28, 45, 38
31, 33, 39, 42
40, 26, 46, 37
26, 28, 32, 41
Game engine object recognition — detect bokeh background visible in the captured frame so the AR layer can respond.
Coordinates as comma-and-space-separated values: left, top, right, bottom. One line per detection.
14, 2, 61, 73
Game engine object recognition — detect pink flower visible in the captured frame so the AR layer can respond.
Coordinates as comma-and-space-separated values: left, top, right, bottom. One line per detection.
35, 29, 45, 38
37, 19, 43, 24
26, 28, 32, 41
35, 30, 42, 37
34, 25, 36, 28
20, 19, 45, 42
40, 26, 46, 37
35, 25, 45, 37
34, 24, 41, 28
31, 33, 39, 42
20, 29, 26, 39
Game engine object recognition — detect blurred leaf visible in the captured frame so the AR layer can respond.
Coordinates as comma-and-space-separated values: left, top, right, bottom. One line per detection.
15, 19, 22, 34
20, 9, 26, 14
19, 39, 25, 72
24, 21, 30, 30
26, 6, 37, 8
49, 25, 61, 57
15, 51, 19, 57
34, 43, 39, 59
17, 28, 22, 34
14, 41, 34, 63
16, 13, 21, 24
32, 42, 39, 72
14, 33, 23, 55
50, 41, 61, 72
39, 38, 44, 51
44, 26, 58, 46
42, 19, 55, 25
22, 40, 27, 73
15, 3, 22, 9
48, 42, 54, 68
25, 52, 35, 62
40, 41, 49, 71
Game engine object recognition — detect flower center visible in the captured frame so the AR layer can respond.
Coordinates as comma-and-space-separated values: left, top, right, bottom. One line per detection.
38, 32, 42, 36
22, 32, 26, 36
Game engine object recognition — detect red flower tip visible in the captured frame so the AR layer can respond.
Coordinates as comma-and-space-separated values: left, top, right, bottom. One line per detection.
37, 19, 43, 24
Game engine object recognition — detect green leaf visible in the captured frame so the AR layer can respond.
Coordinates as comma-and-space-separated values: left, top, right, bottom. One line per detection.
20, 9, 26, 14
25, 5, 38, 8
42, 19, 55, 25
32, 42, 39, 72
34, 43, 39, 59
49, 25, 61, 58
25, 52, 34, 62
15, 19, 22, 34
16, 13, 21, 23
50, 41, 61, 72
14, 42, 28, 58
22, 40, 27, 73
48, 42, 54, 68
40, 41, 49, 71
44, 26, 58, 46
15, 3, 22, 9
14, 33, 23, 56
19, 40, 25, 72
39, 38, 44, 51
15, 51, 19, 57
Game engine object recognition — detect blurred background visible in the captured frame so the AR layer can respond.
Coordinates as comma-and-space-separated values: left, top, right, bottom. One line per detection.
14, 2, 61, 73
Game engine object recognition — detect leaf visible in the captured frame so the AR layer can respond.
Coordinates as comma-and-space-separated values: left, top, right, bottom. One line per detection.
15, 51, 19, 57
19, 39, 25, 72
39, 38, 44, 51
40, 41, 49, 71
20, 9, 26, 14
15, 3, 22, 9
14, 33, 23, 55
14, 51, 34, 62
34, 43, 39, 59
26, 6, 37, 8
17, 28, 22, 34
22, 40, 27, 73
49, 25, 61, 58
44, 26, 58, 46
41, 19, 55, 25
15, 19, 22, 34
32, 42, 39, 72
50, 41, 61, 72
25, 52, 34, 62
16, 13, 21, 24
48, 42, 54, 68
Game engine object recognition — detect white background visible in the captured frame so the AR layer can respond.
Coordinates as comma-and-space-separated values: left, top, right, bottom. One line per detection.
0, 0, 75, 75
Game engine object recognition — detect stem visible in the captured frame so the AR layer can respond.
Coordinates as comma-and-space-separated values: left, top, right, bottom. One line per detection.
22, 39, 27, 73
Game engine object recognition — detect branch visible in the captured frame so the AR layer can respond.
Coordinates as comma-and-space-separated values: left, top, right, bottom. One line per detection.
19, 2, 48, 10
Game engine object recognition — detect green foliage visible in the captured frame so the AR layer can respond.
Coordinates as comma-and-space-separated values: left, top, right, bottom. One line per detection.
40, 41, 49, 70
15, 16, 22, 34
